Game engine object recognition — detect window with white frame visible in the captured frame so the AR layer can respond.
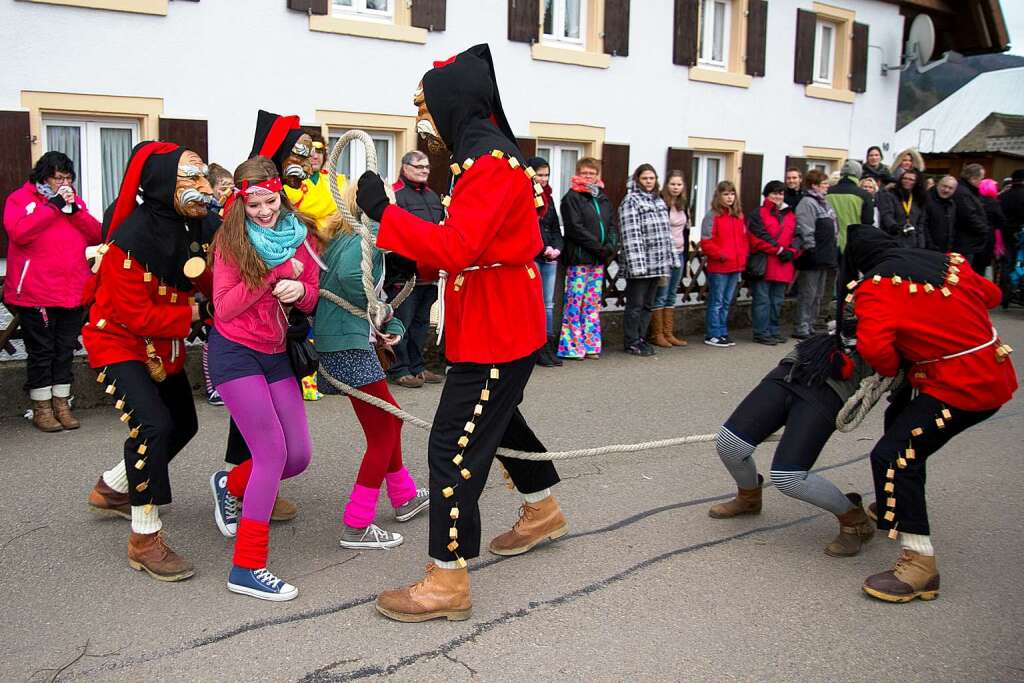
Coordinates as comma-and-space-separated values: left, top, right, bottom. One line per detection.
43, 117, 139, 220
814, 19, 836, 85
328, 130, 395, 182
542, 0, 586, 47
691, 153, 726, 218
536, 141, 585, 208
698, 0, 731, 68
333, 0, 392, 22
808, 160, 833, 175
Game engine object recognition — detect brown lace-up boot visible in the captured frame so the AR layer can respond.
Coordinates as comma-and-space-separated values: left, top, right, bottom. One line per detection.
488, 495, 569, 556
51, 396, 80, 430
649, 309, 672, 348
663, 307, 687, 346
708, 475, 764, 518
376, 563, 471, 622
32, 400, 62, 432
128, 531, 195, 582
824, 493, 875, 557
88, 477, 131, 519
863, 550, 939, 603
270, 496, 297, 521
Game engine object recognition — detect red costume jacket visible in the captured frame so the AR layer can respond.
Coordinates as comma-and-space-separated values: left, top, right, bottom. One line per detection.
854, 260, 1017, 412
81, 243, 194, 375
376, 152, 545, 363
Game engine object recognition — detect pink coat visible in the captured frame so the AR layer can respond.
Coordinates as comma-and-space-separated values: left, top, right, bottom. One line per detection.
747, 199, 800, 284
212, 237, 321, 355
3, 182, 102, 308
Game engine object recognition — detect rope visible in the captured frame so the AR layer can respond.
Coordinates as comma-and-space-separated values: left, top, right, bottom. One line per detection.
835, 372, 903, 433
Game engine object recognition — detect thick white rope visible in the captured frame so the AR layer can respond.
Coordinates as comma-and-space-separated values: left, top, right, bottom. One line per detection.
835, 372, 903, 433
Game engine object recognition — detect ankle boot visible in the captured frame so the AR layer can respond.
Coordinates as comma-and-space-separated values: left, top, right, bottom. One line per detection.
535, 343, 555, 367
548, 336, 563, 366
88, 476, 131, 519
824, 492, 875, 557
376, 563, 472, 622
128, 531, 195, 582
663, 307, 687, 346
863, 550, 940, 603
708, 475, 764, 518
649, 309, 672, 348
489, 495, 569, 556
32, 399, 62, 432
51, 396, 80, 430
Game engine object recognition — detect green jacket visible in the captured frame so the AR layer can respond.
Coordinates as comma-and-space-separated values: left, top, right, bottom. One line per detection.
314, 225, 405, 353
826, 176, 875, 252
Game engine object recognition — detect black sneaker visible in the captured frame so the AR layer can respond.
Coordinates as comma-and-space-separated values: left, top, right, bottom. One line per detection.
640, 341, 656, 357
625, 343, 645, 356
720, 336, 737, 347
772, 335, 787, 343
704, 337, 731, 348
753, 336, 778, 346
791, 332, 811, 340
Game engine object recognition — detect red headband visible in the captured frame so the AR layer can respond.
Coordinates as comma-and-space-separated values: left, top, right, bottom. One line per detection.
222, 176, 284, 214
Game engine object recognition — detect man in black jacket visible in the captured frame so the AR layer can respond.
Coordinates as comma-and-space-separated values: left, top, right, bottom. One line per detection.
386, 150, 445, 388
952, 163, 991, 268
999, 169, 1024, 253
784, 167, 804, 211
924, 175, 958, 252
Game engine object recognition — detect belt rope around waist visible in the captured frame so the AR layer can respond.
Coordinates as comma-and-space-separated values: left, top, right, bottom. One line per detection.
435, 262, 510, 345
915, 327, 998, 366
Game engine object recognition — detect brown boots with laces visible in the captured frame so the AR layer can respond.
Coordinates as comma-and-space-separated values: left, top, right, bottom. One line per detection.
708, 475, 764, 518
88, 477, 131, 519
376, 563, 472, 622
31, 396, 79, 432
51, 396, 80, 429
128, 531, 195, 582
824, 492, 875, 557
863, 550, 940, 602
488, 495, 569, 556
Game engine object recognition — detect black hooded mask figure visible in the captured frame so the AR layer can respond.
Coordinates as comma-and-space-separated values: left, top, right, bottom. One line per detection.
845, 224, 947, 287
249, 109, 305, 176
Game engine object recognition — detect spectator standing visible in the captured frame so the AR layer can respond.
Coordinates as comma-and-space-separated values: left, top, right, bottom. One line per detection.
861, 145, 891, 185
859, 177, 881, 227
784, 167, 804, 210
308, 130, 327, 178
619, 164, 673, 356
747, 181, 799, 345
386, 150, 444, 388
924, 175, 959, 252
891, 148, 926, 182
202, 162, 235, 406
974, 178, 1006, 277
792, 169, 838, 340
700, 181, 747, 348
951, 163, 991, 270
825, 159, 874, 253
3, 151, 102, 431
878, 167, 928, 248
651, 170, 689, 347
1000, 169, 1024, 252
557, 157, 618, 360
526, 156, 563, 367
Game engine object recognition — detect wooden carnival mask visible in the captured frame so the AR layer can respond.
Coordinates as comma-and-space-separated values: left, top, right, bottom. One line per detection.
281, 133, 313, 188
174, 150, 214, 218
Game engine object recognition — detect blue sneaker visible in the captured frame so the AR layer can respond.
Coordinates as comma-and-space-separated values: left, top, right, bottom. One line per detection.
227, 566, 298, 602
210, 470, 239, 537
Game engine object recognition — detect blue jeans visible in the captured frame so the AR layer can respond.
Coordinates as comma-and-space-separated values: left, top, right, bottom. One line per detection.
388, 284, 438, 379
653, 252, 686, 309
751, 280, 787, 338
536, 258, 557, 335
705, 272, 740, 339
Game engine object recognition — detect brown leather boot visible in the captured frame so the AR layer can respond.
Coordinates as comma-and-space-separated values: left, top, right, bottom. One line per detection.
489, 495, 569, 556
708, 475, 764, 518
663, 307, 687, 346
863, 550, 939, 603
648, 309, 672, 348
376, 563, 471, 622
270, 496, 297, 522
51, 396, 80, 430
127, 531, 195, 582
824, 493, 875, 557
88, 476, 131, 519
32, 399, 62, 432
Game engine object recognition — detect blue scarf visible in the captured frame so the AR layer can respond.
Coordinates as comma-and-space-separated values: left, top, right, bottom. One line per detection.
246, 212, 307, 268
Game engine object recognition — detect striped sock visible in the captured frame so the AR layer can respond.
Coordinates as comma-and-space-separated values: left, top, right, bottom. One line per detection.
716, 426, 758, 489
770, 469, 853, 515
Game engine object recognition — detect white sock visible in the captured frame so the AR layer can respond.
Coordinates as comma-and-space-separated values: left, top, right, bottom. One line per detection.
900, 532, 934, 556
52, 384, 71, 399
131, 505, 162, 534
102, 461, 130, 493
431, 557, 462, 570
29, 386, 52, 401
523, 488, 551, 504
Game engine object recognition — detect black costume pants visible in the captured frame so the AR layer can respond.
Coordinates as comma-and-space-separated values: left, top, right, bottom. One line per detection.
623, 277, 659, 348
427, 350, 559, 561
12, 305, 82, 392
870, 384, 997, 536
102, 362, 198, 506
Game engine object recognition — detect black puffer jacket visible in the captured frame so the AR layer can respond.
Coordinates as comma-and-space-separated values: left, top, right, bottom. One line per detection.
924, 187, 956, 252
951, 181, 990, 255
877, 187, 928, 249
384, 176, 444, 288
537, 188, 563, 259
560, 188, 619, 266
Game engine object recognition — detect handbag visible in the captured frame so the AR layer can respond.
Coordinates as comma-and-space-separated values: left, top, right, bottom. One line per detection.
285, 310, 319, 378
744, 251, 767, 280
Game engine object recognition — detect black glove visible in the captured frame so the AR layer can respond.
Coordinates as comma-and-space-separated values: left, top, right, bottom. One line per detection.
356, 171, 389, 223
777, 249, 794, 263
47, 194, 72, 212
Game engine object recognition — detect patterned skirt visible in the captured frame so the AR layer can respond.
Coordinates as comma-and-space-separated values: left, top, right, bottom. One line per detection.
318, 348, 385, 392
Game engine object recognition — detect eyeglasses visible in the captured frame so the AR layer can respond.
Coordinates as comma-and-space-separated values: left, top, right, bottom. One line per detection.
404, 163, 431, 171
51, 174, 74, 184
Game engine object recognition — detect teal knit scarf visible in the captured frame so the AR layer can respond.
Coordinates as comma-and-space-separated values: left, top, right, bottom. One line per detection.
245, 212, 307, 268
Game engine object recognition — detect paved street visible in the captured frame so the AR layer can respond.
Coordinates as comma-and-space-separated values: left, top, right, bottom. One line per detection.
2, 310, 1023, 682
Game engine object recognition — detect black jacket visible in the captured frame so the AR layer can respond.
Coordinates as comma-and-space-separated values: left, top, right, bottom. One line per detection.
560, 189, 619, 266
384, 175, 444, 288
999, 183, 1024, 252
951, 181, 990, 255
861, 162, 892, 185
784, 187, 804, 212
877, 187, 928, 249
536, 191, 563, 259
924, 187, 957, 253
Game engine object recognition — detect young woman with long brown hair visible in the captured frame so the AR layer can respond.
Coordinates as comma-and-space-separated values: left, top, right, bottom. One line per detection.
650, 169, 690, 346
207, 156, 320, 601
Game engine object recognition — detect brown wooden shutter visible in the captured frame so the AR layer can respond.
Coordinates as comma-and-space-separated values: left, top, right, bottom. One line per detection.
411, 0, 446, 31
508, 0, 539, 43
159, 118, 209, 160
417, 137, 452, 199
673, 0, 699, 66
601, 143, 630, 211
794, 9, 817, 85
603, 0, 630, 57
665, 147, 694, 187
740, 153, 764, 218
746, 0, 768, 77
0, 111, 32, 259
516, 137, 537, 159
784, 156, 810, 175
850, 22, 869, 93
287, 0, 329, 14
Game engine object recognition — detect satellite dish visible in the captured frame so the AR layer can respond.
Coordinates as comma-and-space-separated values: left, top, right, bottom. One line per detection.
907, 14, 936, 67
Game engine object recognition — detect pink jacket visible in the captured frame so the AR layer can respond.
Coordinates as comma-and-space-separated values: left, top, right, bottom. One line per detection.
212, 238, 321, 355
3, 182, 102, 308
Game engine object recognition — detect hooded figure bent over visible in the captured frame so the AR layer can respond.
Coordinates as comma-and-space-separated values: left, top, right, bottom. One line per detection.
356, 44, 568, 622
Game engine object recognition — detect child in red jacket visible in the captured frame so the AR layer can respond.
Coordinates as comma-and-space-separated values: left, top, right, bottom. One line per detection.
700, 181, 747, 347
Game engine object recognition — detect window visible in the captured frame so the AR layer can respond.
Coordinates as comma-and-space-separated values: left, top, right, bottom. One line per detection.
542, 0, 586, 48
328, 130, 395, 182
814, 19, 836, 86
698, 0, 731, 68
691, 154, 726, 217
333, 0, 392, 22
537, 141, 585, 206
808, 160, 832, 175
43, 117, 139, 220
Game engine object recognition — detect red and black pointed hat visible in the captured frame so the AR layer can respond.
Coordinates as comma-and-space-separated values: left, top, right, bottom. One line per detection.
249, 110, 304, 174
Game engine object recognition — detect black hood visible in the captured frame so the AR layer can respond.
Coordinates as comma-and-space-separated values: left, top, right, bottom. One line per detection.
421, 44, 522, 166
845, 224, 947, 286
249, 109, 304, 175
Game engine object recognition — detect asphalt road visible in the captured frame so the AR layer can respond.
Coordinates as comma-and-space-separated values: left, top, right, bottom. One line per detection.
2, 310, 1023, 682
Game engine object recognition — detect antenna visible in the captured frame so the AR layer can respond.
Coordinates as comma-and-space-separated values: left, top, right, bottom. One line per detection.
882, 14, 957, 75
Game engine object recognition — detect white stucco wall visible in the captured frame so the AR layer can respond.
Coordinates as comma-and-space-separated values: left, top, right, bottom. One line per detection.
0, 0, 904, 179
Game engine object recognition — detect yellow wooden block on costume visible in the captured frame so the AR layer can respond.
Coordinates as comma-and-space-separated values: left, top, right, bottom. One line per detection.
449, 526, 458, 539
115, 397, 125, 410
892, 275, 902, 286
457, 436, 469, 448
888, 527, 898, 539
507, 157, 520, 169
450, 507, 459, 520
134, 459, 146, 470
159, 284, 167, 296
129, 426, 140, 439
453, 454, 463, 466
96, 370, 107, 383
474, 404, 483, 416
886, 467, 895, 479
942, 408, 952, 420
940, 287, 951, 297
460, 468, 472, 480
442, 486, 454, 498
450, 163, 462, 175
872, 275, 882, 284
463, 158, 475, 169
884, 482, 894, 493
119, 412, 131, 423
170, 292, 178, 303
144, 504, 154, 514
447, 540, 459, 552
490, 368, 500, 380
911, 427, 924, 437
136, 481, 148, 492
923, 284, 934, 293
97, 242, 110, 255
95, 318, 107, 330
464, 421, 475, 434
137, 442, 147, 455
535, 196, 545, 208
909, 283, 918, 294
935, 417, 945, 428
144, 271, 152, 283
491, 150, 505, 159
884, 511, 895, 522
105, 383, 117, 395
524, 166, 536, 178
846, 280, 858, 290
123, 255, 132, 269
441, 195, 452, 207
456, 557, 467, 569
844, 294, 854, 304
905, 448, 916, 460
887, 497, 896, 508
897, 457, 908, 468
480, 389, 490, 402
